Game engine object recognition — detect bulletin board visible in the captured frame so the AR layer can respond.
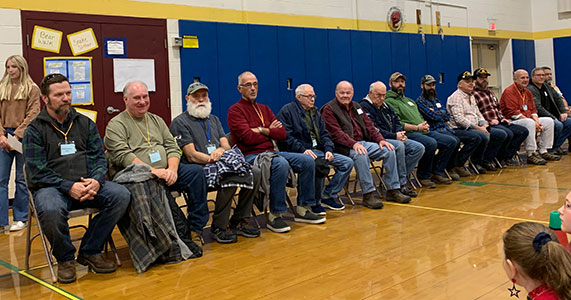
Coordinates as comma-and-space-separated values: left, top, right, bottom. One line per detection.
43, 56, 94, 106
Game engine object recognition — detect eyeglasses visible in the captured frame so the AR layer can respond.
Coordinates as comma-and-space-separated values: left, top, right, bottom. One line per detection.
239, 82, 258, 88
300, 94, 316, 100
373, 93, 386, 99
533, 73, 545, 77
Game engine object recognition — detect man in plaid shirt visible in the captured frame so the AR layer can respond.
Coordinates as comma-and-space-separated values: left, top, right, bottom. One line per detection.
472, 68, 529, 167
447, 71, 507, 173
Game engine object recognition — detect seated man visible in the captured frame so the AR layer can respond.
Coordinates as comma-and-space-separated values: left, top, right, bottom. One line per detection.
170, 82, 260, 243
321, 81, 410, 207
472, 68, 528, 167
386, 73, 459, 186
104, 81, 209, 250
359, 81, 425, 197
500, 69, 555, 165
23, 74, 130, 283
447, 71, 507, 173
544, 66, 571, 152
277, 83, 354, 214
228, 71, 325, 234
528, 67, 570, 157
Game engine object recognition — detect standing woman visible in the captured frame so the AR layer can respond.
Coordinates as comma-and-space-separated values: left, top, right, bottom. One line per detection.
0, 55, 40, 232
503, 222, 571, 300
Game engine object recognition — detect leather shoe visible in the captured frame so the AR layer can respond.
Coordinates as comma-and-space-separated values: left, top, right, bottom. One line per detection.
482, 162, 497, 171
431, 174, 452, 184
362, 192, 383, 209
77, 254, 115, 273
386, 189, 411, 203
446, 169, 460, 181
57, 260, 76, 283
474, 164, 487, 174
453, 166, 471, 177
419, 178, 436, 189
400, 184, 418, 197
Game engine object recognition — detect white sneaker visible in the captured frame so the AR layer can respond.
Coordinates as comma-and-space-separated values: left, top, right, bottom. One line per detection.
10, 221, 27, 232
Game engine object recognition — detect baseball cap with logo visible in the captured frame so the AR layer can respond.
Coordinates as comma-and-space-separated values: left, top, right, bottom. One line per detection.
457, 71, 474, 83
186, 82, 209, 95
389, 72, 406, 83
473, 68, 492, 77
421, 75, 436, 84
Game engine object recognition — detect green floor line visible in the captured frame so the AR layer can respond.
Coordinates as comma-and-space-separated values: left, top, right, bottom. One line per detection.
0, 259, 83, 300
459, 181, 569, 191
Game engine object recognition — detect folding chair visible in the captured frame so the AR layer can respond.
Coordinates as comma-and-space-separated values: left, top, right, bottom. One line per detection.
24, 170, 120, 283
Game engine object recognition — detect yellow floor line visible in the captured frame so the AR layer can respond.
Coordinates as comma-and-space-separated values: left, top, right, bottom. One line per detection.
17, 270, 83, 300
384, 202, 549, 224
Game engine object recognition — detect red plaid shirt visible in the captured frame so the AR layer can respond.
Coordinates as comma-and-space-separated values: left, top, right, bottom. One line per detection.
473, 86, 507, 123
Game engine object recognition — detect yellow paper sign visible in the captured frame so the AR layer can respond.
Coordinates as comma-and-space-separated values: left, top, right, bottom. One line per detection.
67, 28, 99, 56
74, 108, 98, 123
183, 35, 199, 48
31, 25, 63, 53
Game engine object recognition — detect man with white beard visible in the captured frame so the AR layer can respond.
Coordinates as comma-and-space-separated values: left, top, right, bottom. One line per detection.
170, 82, 260, 243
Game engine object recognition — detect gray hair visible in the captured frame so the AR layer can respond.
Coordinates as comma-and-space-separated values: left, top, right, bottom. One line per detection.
295, 84, 313, 96
530, 67, 543, 77
237, 71, 255, 84
369, 81, 386, 93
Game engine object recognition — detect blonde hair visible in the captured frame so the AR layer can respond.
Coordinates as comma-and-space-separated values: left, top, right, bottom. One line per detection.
0, 55, 38, 101
503, 222, 571, 300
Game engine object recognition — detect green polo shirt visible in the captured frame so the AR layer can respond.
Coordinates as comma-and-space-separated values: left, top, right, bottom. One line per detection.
385, 90, 425, 129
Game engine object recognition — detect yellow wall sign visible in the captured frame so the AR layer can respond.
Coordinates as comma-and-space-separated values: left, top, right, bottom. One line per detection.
31, 25, 63, 53
67, 28, 99, 56
183, 35, 199, 48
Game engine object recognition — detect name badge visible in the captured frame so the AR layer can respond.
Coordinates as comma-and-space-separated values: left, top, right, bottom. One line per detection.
436, 103, 442, 108
523, 104, 528, 111
544, 91, 548, 96
60, 143, 76, 156
408, 101, 415, 106
206, 144, 217, 154
356, 108, 363, 115
312, 138, 318, 148
149, 151, 161, 163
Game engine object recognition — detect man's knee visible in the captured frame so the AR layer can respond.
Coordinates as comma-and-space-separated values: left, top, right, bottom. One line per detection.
34, 188, 68, 219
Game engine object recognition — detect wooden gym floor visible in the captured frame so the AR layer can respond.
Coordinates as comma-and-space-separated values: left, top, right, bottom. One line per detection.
0, 152, 569, 299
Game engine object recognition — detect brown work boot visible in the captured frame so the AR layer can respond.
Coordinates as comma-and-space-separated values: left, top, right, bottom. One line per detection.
386, 189, 411, 204
431, 174, 452, 184
57, 260, 76, 283
446, 169, 460, 181
453, 166, 471, 177
362, 192, 383, 209
419, 178, 436, 189
76, 253, 116, 273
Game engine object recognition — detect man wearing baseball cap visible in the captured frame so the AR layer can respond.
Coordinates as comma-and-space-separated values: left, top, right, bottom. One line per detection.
170, 81, 261, 244
472, 68, 529, 167
386, 72, 458, 187
447, 71, 507, 173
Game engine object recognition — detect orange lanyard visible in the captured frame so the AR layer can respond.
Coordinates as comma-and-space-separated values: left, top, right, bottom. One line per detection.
251, 102, 265, 126
50, 121, 74, 143
515, 86, 527, 105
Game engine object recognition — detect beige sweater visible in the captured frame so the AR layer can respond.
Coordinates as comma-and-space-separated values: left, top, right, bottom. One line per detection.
0, 84, 40, 138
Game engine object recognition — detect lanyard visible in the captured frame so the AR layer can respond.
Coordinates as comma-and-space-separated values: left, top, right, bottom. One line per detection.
198, 118, 211, 142
515, 86, 527, 105
251, 102, 265, 126
128, 112, 152, 148
50, 120, 74, 143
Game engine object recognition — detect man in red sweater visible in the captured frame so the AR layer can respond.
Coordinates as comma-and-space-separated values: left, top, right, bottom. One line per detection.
228, 71, 325, 233
499, 69, 555, 165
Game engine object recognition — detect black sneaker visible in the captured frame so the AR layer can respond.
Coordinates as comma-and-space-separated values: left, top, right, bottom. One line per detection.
210, 226, 237, 243
400, 184, 418, 198
311, 204, 327, 216
267, 217, 291, 233
294, 210, 326, 224
321, 198, 345, 210
230, 220, 260, 238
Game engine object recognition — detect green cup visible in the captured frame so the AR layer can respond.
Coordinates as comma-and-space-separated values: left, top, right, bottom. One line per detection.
549, 210, 561, 230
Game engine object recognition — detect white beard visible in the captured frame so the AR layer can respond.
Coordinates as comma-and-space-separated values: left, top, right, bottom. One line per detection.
187, 100, 212, 119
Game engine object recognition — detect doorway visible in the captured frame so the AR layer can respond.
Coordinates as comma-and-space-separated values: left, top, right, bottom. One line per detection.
472, 40, 501, 96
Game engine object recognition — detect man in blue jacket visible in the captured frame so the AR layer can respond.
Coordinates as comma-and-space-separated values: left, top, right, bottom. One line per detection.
359, 81, 425, 197
277, 84, 354, 215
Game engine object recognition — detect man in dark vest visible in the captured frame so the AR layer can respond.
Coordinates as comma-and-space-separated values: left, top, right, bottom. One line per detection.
23, 74, 130, 283
321, 81, 410, 208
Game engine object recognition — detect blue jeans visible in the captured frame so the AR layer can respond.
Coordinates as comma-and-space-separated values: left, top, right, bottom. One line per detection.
33, 181, 130, 263
493, 124, 529, 160
0, 128, 28, 226
312, 150, 354, 201
452, 128, 490, 165
553, 118, 571, 149
482, 127, 508, 163
408, 131, 459, 178
348, 141, 399, 193
168, 163, 209, 233
245, 151, 315, 213
387, 139, 425, 185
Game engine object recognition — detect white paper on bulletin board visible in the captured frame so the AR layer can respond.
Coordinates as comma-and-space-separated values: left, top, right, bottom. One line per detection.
112, 58, 156, 92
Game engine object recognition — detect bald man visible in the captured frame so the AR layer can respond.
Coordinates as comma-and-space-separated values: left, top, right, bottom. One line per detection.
321, 81, 411, 208
359, 81, 424, 197
499, 70, 555, 165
